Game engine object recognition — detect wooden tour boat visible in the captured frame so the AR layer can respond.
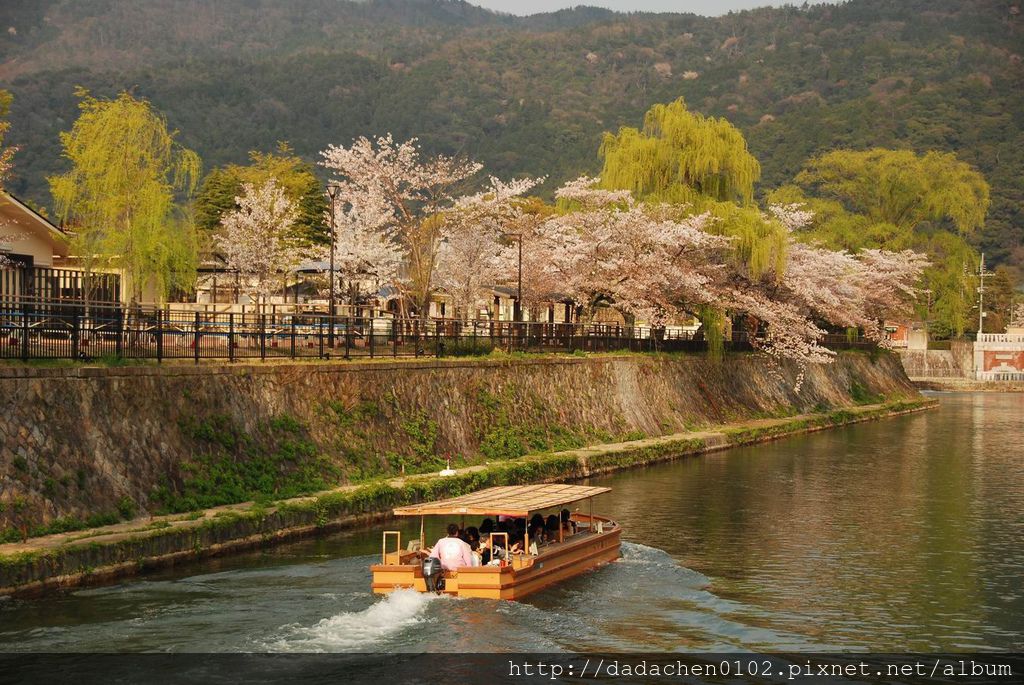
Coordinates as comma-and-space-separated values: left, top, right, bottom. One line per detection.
371, 484, 621, 600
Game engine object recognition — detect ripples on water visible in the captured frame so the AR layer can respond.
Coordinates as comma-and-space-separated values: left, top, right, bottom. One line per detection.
0, 392, 1020, 652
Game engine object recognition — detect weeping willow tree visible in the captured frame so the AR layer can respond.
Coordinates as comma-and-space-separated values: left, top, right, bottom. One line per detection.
795, 149, 989, 234
773, 148, 990, 337
598, 98, 783, 351
599, 98, 784, 278
50, 89, 201, 305
599, 98, 761, 206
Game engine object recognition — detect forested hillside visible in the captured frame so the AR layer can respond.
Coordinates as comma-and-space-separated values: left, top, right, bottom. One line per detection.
1, 0, 1021, 270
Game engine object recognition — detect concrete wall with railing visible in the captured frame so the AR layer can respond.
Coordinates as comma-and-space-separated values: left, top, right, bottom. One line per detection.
974, 332, 1024, 380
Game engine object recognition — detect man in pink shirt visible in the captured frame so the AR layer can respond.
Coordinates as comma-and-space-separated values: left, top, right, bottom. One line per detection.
429, 523, 474, 570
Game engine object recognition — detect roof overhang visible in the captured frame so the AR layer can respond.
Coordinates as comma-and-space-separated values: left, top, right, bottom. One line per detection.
0, 191, 68, 257
392, 484, 611, 518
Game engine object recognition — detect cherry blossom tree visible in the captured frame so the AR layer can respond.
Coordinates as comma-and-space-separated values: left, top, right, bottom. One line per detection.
854, 248, 930, 334
434, 176, 543, 319
322, 198, 404, 306
0, 90, 15, 191
768, 202, 815, 232
216, 179, 306, 303
530, 180, 927, 386
1, 90, 21, 270
317, 138, 931, 387
535, 176, 726, 325
320, 135, 481, 318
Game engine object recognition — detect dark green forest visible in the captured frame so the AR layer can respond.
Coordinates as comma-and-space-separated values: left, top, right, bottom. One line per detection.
1, 0, 1021, 272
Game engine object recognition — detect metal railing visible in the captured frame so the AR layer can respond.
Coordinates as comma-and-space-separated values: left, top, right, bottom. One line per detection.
0, 299, 876, 363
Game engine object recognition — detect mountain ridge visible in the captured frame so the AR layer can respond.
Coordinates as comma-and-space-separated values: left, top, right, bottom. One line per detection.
1, 0, 1021, 269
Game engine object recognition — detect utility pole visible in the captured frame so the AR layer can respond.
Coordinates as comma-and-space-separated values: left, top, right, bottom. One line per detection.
977, 253, 992, 337
923, 288, 932, 378
326, 183, 341, 348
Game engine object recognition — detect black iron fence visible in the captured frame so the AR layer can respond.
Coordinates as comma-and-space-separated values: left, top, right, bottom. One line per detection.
0, 298, 875, 363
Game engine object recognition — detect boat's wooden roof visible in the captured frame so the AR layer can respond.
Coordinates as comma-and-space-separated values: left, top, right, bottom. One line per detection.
392, 484, 611, 517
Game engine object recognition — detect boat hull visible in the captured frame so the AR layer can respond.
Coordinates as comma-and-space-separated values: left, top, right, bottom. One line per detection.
371, 527, 621, 601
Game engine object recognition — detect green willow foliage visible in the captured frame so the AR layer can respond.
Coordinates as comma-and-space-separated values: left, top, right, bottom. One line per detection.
599, 98, 761, 206
49, 90, 202, 302
773, 148, 991, 336
596, 98, 790, 355
796, 149, 990, 235
598, 98, 785, 281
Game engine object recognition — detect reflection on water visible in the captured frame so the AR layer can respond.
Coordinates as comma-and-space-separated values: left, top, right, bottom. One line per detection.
0, 392, 1020, 652
588, 392, 1024, 652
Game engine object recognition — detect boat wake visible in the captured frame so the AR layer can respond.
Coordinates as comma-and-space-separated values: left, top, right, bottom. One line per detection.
530, 542, 816, 651
265, 589, 440, 652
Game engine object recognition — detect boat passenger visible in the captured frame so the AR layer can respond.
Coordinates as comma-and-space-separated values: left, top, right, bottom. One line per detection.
560, 509, 577, 535
478, 538, 491, 565
528, 523, 545, 554
465, 526, 481, 552
513, 519, 527, 545
468, 537, 483, 567
429, 523, 474, 570
530, 513, 545, 531
546, 514, 560, 541
480, 518, 495, 535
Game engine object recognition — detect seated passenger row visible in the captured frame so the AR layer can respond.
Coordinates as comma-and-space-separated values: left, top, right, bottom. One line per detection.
426, 509, 578, 570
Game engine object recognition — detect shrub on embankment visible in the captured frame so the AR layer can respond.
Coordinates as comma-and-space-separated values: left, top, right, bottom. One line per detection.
0, 350, 918, 536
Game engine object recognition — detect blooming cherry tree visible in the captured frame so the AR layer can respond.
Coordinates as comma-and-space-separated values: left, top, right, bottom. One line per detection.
322, 199, 404, 305
536, 177, 725, 324
216, 180, 306, 302
320, 135, 481, 318
769, 202, 815, 231
528, 178, 928, 386
435, 176, 544, 319
316, 137, 932, 388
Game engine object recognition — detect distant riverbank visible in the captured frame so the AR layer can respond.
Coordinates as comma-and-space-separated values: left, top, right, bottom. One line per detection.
912, 377, 1024, 392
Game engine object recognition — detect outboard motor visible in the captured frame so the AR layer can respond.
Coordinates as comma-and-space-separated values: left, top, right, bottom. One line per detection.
422, 556, 445, 594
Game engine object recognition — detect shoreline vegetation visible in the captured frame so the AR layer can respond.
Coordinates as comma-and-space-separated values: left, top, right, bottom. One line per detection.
0, 396, 936, 598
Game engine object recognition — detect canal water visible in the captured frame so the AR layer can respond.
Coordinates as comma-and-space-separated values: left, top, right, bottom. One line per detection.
0, 392, 1020, 653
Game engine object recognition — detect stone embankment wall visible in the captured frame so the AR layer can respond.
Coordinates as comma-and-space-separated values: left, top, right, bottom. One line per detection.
898, 340, 976, 379
898, 350, 964, 378
0, 352, 917, 531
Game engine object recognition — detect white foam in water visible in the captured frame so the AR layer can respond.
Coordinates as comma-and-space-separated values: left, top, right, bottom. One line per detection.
268, 589, 438, 652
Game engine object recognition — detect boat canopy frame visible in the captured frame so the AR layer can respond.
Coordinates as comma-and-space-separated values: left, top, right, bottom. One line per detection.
392, 484, 611, 518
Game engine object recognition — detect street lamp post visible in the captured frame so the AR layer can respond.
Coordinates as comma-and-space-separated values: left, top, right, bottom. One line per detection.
503, 232, 523, 322
326, 183, 341, 348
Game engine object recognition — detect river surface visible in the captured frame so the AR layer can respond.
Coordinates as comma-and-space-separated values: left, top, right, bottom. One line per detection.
0, 392, 1021, 653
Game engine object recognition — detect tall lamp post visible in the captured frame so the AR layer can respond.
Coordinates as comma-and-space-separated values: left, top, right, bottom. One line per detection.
503, 232, 523, 322
326, 183, 342, 347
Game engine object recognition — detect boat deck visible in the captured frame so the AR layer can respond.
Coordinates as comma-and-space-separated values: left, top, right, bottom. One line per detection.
371, 517, 622, 600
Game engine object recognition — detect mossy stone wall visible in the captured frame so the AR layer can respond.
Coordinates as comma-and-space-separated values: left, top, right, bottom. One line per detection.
0, 352, 917, 533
